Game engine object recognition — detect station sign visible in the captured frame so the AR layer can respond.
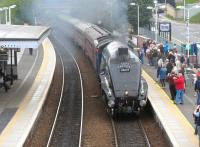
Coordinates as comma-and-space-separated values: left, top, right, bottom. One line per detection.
159, 22, 171, 32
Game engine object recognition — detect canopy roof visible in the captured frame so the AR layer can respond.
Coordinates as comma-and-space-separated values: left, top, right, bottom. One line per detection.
0, 25, 50, 49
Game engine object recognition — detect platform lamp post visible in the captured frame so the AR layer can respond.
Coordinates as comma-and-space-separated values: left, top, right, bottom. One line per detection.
0, 8, 3, 24
10, 48, 13, 85
2, 7, 8, 24
8, 5, 16, 25
177, 5, 200, 63
184, 0, 186, 21
130, 2, 140, 36
147, 0, 158, 42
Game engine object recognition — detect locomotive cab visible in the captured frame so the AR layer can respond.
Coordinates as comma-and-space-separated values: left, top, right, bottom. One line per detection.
99, 41, 148, 117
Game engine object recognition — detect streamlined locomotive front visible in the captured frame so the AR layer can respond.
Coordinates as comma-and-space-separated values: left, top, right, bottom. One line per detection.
99, 41, 148, 117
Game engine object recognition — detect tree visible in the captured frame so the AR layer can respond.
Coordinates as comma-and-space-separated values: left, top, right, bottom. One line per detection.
128, 0, 153, 34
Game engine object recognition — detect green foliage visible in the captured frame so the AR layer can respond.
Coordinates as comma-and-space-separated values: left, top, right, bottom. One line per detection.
128, 0, 153, 34
177, 0, 199, 5
0, 0, 33, 24
185, 0, 199, 4
190, 12, 200, 24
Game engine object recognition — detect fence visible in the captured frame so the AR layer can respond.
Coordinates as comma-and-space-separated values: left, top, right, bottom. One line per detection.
139, 27, 200, 65
139, 27, 183, 53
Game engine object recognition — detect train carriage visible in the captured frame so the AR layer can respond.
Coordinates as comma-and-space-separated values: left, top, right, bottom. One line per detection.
64, 16, 148, 117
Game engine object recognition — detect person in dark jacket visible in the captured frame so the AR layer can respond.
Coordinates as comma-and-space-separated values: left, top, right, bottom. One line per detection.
167, 71, 176, 100
159, 64, 167, 88
195, 75, 200, 105
180, 54, 185, 64
166, 60, 173, 75
193, 105, 200, 137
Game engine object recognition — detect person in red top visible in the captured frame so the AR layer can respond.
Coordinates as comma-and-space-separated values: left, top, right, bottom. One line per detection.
173, 73, 185, 104
167, 71, 176, 100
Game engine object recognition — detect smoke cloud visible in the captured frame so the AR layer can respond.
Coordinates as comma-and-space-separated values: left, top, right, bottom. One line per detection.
74, 0, 129, 33
29, 0, 129, 36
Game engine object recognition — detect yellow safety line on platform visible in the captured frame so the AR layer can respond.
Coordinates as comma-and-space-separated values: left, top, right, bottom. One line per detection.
142, 70, 199, 146
0, 39, 50, 145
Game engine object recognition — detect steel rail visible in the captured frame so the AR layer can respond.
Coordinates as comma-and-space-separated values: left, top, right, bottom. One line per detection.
72, 53, 84, 147
48, 35, 84, 147
138, 119, 151, 147
111, 118, 119, 147
46, 53, 65, 147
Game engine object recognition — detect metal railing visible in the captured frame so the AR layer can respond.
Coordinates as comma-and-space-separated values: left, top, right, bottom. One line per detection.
139, 27, 183, 54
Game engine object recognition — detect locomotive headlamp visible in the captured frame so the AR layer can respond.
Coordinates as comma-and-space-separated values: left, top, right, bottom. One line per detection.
124, 90, 129, 96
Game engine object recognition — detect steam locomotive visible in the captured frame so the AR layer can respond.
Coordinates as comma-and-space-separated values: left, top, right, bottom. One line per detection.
62, 16, 148, 117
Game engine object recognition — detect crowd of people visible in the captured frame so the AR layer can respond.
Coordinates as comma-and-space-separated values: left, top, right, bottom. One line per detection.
138, 39, 187, 105
137, 39, 200, 136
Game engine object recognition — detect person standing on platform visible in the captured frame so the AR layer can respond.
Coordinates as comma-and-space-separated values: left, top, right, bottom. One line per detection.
139, 47, 144, 64
195, 74, 200, 105
159, 64, 167, 88
166, 59, 173, 75
167, 71, 176, 100
164, 41, 169, 56
193, 105, 200, 137
174, 73, 185, 104
157, 57, 163, 81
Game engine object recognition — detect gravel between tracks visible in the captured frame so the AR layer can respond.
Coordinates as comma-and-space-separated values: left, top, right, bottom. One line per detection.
115, 116, 149, 147
24, 53, 63, 147
74, 48, 115, 147
140, 108, 170, 147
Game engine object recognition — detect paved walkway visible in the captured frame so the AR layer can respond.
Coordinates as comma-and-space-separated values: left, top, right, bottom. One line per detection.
0, 47, 43, 133
0, 38, 56, 146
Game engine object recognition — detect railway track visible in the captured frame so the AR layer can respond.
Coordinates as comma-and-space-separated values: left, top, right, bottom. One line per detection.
112, 116, 150, 147
46, 20, 159, 147
25, 11, 169, 147
47, 35, 84, 147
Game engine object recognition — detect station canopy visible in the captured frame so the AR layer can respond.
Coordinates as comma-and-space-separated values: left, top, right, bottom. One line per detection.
0, 24, 50, 49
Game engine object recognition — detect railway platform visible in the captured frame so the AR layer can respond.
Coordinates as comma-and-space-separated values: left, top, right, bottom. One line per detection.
0, 38, 56, 146
140, 53, 199, 146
